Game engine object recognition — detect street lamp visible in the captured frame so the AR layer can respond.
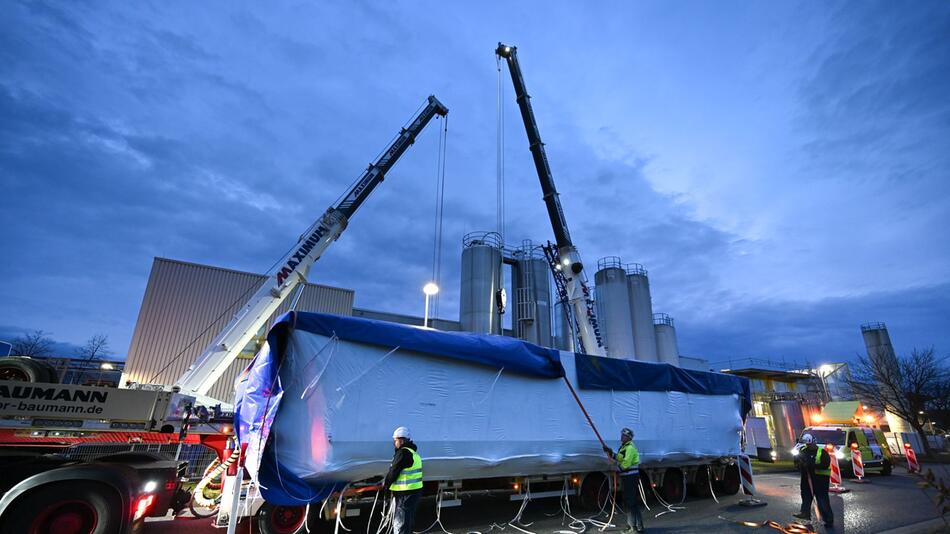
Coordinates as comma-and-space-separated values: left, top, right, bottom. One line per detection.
423, 283, 439, 328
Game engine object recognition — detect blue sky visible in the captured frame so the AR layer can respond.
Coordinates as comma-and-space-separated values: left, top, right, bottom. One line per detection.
1, 1, 948, 365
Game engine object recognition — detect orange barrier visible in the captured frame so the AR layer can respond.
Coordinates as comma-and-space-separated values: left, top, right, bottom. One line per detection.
904, 442, 920, 473
827, 444, 850, 494
850, 444, 868, 483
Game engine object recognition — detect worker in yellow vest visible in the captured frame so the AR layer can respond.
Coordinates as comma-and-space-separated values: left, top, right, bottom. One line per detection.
603, 427, 644, 533
793, 433, 834, 528
384, 426, 423, 534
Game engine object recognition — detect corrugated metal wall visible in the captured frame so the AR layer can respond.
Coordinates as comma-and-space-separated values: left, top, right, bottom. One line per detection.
122, 257, 354, 402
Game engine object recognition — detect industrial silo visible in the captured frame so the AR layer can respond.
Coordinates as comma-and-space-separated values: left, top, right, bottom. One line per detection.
626, 264, 658, 362
653, 313, 680, 366
553, 301, 575, 352
770, 400, 807, 459
594, 257, 636, 359
861, 322, 897, 364
460, 232, 503, 335
512, 242, 553, 347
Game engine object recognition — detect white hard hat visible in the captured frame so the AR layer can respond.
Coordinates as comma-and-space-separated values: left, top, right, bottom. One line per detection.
393, 426, 411, 439
801, 433, 815, 444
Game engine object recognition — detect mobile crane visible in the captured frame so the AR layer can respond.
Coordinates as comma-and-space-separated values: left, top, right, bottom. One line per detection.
495, 43, 605, 356
0, 95, 448, 534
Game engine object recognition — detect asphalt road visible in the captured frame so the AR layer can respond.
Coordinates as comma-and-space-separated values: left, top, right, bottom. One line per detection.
147, 466, 950, 534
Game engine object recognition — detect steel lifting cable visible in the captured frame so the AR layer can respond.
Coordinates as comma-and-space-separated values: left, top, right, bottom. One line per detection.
496, 52, 506, 243
429, 114, 449, 318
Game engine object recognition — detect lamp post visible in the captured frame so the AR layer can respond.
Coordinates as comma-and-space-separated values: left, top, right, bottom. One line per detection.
423, 283, 439, 328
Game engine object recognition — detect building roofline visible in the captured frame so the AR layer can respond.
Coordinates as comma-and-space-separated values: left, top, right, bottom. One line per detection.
153, 257, 355, 294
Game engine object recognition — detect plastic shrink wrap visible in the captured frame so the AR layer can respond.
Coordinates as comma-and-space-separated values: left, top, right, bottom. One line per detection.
235, 312, 750, 504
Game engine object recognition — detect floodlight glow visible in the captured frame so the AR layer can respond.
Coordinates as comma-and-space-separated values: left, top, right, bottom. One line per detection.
423, 283, 440, 296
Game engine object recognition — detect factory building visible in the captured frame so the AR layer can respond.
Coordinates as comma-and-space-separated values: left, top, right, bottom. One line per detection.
121, 258, 353, 401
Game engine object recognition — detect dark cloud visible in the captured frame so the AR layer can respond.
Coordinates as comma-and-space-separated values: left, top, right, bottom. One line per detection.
679, 281, 950, 365
1, 2, 947, 368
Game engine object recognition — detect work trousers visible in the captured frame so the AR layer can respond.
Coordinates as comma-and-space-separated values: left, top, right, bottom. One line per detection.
393, 491, 421, 534
621, 473, 644, 531
800, 474, 833, 525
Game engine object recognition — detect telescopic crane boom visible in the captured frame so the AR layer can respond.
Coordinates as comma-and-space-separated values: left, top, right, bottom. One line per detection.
495, 43, 604, 356
176, 96, 449, 397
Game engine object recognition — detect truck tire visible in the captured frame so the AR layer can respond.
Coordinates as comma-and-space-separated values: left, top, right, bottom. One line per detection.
256, 502, 308, 534
687, 467, 712, 498
577, 472, 609, 511
659, 468, 685, 503
714, 464, 741, 495
0, 356, 55, 382
4, 481, 121, 533
881, 460, 892, 476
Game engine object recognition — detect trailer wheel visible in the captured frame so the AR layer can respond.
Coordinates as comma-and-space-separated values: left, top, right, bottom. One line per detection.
5, 481, 121, 534
577, 472, 610, 511
687, 467, 712, 498
0, 356, 55, 382
714, 464, 741, 495
659, 468, 685, 503
256, 502, 307, 534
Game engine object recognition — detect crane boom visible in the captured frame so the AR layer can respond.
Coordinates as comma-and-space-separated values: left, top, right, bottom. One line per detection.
495, 43, 604, 356
175, 96, 449, 397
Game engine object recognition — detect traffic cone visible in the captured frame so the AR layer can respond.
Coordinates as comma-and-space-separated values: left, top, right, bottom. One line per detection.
737, 454, 767, 507
851, 444, 869, 483
827, 444, 850, 494
904, 443, 921, 473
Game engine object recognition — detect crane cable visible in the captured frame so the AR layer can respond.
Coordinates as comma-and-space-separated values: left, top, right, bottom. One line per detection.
430, 115, 449, 318
496, 53, 506, 243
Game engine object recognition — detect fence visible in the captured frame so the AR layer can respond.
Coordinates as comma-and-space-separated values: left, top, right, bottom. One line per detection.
62, 442, 219, 480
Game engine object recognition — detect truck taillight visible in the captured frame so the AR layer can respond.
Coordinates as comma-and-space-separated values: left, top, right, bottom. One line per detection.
165, 479, 178, 491
133, 494, 156, 521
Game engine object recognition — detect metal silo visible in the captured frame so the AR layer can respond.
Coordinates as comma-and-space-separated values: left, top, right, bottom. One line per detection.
460, 232, 503, 335
861, 322, 897, 365
553, 301, 575, 352
770, 400, 807, 459
653, 313, 680, 366
512, 241, 553, 347
626, 264, 658, 362
594, 257, 636, 359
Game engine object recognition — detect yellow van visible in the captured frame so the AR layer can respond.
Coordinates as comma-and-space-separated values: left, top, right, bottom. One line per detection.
796, 425, 893, 476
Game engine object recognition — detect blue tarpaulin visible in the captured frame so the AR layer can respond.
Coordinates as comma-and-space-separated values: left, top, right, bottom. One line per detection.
574, 353, 752, 418
282, 311, 565, 378
235, 312, 751, 505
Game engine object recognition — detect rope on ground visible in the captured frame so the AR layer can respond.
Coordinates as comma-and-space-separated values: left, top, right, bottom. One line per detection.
649, 481, 685, 518
707, 465, 720, 504
333, 483, 353, 534
717, 516, 816, 534
584, 475, 619, 531
506, 480, 536, 534
414, 490, 454, 534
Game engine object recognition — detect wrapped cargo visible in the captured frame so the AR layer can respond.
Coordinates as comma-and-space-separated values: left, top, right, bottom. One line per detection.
235, 312, 751, 505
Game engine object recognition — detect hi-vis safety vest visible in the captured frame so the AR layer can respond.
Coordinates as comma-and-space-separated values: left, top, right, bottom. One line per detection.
814, 448, 830, 477
390, 448, 423, 491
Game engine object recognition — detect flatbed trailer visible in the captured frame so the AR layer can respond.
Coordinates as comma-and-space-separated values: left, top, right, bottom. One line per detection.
229, 311, 751, 531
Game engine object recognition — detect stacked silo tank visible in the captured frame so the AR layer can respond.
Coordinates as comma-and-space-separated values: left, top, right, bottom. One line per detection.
626, 263, 659, 362
861, 322, 897, 364
653, 313, 680, 366
512, 241, 553, 347
594, 257, 636, 359
460, 232, 503, 335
